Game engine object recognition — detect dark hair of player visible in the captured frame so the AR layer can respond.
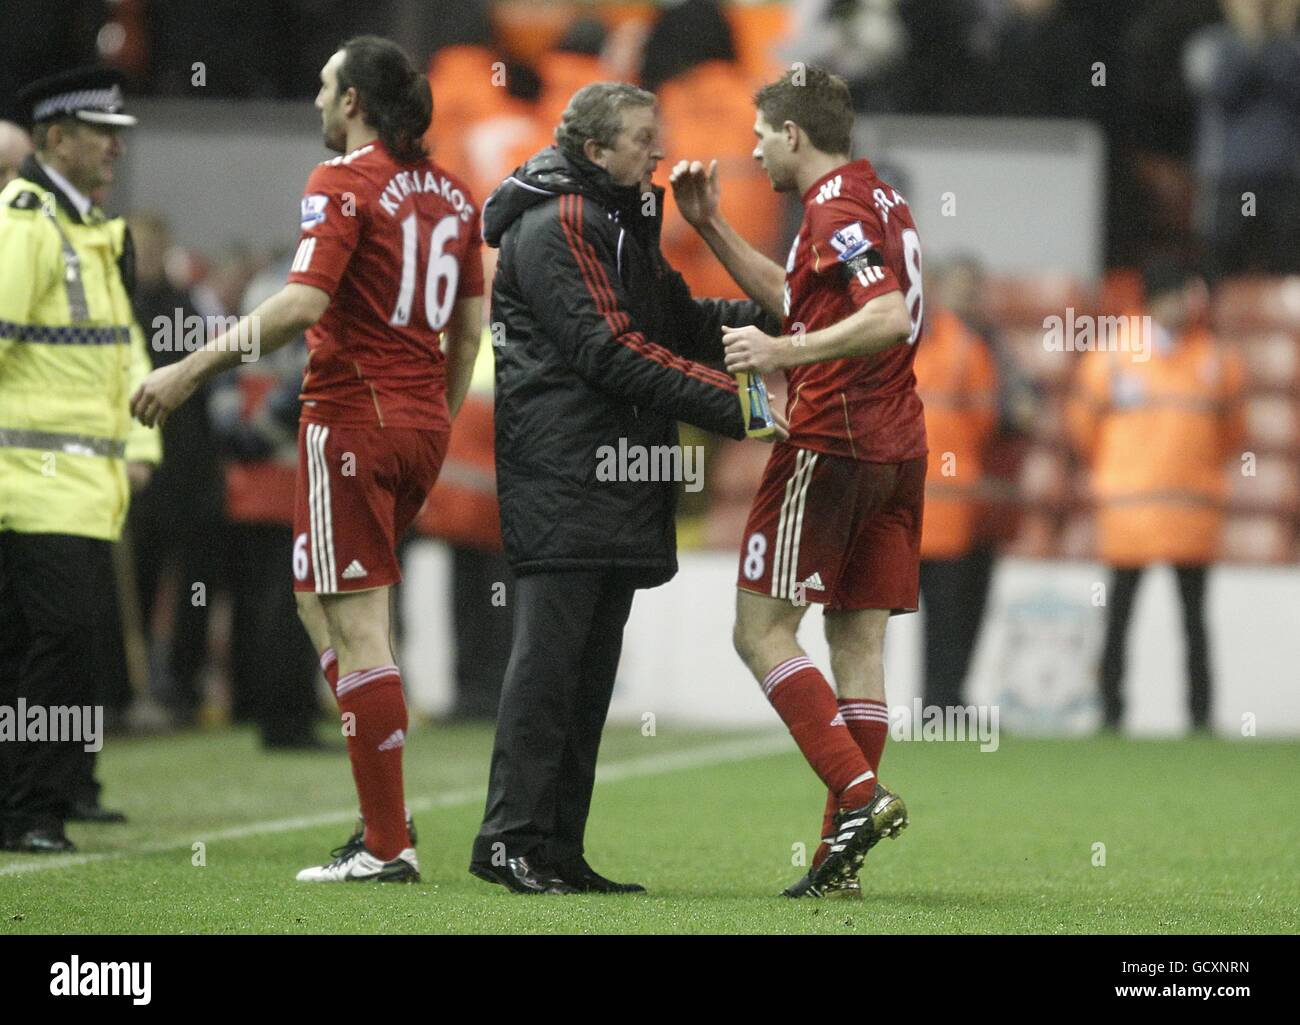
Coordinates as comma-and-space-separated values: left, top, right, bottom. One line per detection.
754, 66, 854, 156
336, 35, 432, 165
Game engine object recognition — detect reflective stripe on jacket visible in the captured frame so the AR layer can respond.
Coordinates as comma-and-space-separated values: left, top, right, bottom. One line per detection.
0, 157, 161, 540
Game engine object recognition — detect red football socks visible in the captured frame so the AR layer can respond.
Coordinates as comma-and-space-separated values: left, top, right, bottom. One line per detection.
814, 698, 891, 867
762, 657, 877, 811
840, 698, 891, 770
320, 647, 339, 700
335, 664, 409, 862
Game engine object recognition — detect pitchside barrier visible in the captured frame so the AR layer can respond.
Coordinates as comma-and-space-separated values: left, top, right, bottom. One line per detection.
400, 544, 1300, 737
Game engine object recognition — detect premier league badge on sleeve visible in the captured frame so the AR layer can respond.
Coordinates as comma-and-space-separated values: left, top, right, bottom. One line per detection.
829, 221, 869, 261
829, 222, 884, 283
301, 194, 328, 229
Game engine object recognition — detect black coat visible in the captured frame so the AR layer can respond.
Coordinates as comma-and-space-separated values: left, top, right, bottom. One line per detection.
483, 146, 773, 585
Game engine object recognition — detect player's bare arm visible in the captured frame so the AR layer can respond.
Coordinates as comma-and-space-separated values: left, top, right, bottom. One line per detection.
443, 294, 483, 420
130, 282, 329, 427
669, 158, 785, 318
721, 289, 911, 374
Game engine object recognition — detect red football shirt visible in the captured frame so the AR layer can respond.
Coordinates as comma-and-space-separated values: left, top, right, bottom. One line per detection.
781, 158, 927, 463
287, 142, 484, 430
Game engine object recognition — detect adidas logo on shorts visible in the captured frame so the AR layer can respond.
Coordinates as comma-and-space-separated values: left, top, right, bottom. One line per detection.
342, 560, 368, 580
801, 571, 825, 591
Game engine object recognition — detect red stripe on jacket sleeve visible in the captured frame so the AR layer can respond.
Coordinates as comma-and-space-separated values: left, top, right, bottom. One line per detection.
559, 194, 736, 394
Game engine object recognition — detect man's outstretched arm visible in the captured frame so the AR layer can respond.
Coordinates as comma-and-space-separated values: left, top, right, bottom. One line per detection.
131, 282, 328, 427
669, 159, 785, 319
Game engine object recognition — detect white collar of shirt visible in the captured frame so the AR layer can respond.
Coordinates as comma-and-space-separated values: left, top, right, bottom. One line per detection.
36, 158, 93, 219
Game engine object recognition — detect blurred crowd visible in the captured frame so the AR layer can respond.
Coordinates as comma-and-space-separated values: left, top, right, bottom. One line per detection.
5, 0, 1299, 273
2, 0, 1296, 732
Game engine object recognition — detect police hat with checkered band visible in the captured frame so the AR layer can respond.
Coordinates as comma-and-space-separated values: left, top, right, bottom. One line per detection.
17, 66, 137, 130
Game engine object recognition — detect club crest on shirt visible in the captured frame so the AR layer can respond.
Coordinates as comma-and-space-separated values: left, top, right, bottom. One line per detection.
301, 194, 328, 229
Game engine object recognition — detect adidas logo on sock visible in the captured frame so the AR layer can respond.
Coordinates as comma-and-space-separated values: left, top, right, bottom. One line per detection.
829, 711, 846, 726
378, 729, 405, 751
342, 560, 368, 580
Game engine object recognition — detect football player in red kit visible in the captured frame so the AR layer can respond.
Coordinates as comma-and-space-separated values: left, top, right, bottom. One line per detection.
131, 36, 483, 882
671, 67, 926, 897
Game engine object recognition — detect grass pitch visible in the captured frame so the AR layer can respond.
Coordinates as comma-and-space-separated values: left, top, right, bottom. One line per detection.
1, 723, 1295, 934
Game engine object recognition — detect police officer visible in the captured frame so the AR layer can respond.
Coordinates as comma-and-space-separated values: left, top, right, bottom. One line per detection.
0, 68, 161, 852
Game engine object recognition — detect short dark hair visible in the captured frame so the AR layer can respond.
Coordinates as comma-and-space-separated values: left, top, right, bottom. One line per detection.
754, 66, 853, 156
336, 35, 432, 164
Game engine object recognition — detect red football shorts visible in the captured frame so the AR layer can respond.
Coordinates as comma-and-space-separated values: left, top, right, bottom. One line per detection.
736, 443, 926, 612
292, 421, 449, 594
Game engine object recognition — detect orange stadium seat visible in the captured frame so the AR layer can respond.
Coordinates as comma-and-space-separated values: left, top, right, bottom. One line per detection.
1236, 330, 1300, 392
1003, 326, 1076, 388
1003, 509, 1058, 559
984, 274, 1093, 327
1056, 511, 1096, 561
1098, 268, 1143, 317
1222, 514, 1296, 563
1017, 443, 1070, 505
1230, 455, 1300, 514
1242, 395, 1300, 454
1036, 390, 1072, 444
1212, 276, 1300, 333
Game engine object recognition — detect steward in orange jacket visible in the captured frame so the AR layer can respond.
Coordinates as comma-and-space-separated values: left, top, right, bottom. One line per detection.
914, 305, 999, 559
913, 265, 1003, 709
1066, 260, 1244, 731
1067, 317, 1245, 568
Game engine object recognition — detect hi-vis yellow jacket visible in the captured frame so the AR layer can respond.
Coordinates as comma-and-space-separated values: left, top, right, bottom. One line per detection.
0, 157, 161, 541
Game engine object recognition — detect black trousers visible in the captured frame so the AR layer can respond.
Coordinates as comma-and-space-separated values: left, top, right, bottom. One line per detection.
919, 546, 995, 708
226, 522, 321, 744
129, 503, 222, 716
0, 532, 110, 829
451, 546, 515, 720
472, 569, 636, 867
1099, 564, 1211, 730
1206, 175, 1300, 277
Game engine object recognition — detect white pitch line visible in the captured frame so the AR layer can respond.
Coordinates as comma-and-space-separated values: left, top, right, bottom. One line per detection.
0, 733, 791, 878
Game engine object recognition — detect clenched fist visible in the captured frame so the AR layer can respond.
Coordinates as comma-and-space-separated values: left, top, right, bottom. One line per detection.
723, 323, 787, 375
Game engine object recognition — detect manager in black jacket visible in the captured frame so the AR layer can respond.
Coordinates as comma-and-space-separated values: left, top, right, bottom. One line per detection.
469, 82, 779, 894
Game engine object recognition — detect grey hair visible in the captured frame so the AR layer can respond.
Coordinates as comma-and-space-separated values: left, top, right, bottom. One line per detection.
554, 81, 656, 158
